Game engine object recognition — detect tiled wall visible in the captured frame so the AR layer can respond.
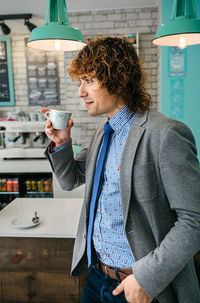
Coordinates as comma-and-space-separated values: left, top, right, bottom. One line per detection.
65, 7, 159, 146
0, 6, 159, 147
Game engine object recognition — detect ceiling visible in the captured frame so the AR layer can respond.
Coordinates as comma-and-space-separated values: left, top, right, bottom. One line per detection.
0, 0, 159, 34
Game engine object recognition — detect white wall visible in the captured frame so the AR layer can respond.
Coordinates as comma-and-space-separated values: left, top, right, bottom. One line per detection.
66, 7, 159, 147
0, 7, 159, 147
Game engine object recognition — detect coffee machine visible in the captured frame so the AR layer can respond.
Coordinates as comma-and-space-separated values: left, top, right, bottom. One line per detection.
0, 121, 49, 158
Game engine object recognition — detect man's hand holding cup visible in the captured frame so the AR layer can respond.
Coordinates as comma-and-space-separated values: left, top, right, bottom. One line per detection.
41, 108, 73, 147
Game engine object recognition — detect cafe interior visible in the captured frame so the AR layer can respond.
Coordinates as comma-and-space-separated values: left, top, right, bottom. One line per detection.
0, 0, 199, 302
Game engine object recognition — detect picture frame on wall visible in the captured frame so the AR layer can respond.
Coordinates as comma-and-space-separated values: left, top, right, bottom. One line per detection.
25, 38, 60, 107
0, 37, 15, 106
168, 47, 186, 77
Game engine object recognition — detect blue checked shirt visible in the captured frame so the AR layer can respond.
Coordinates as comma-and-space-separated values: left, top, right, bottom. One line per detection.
53, 106, 135, 268
93, 106, 135, 268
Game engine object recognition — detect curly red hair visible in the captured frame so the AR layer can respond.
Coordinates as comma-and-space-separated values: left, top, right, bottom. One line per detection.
68, 36, 152, 113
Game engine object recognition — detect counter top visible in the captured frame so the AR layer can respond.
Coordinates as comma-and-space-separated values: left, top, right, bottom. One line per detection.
0, 158, 51, 173
0, 198, 83, 238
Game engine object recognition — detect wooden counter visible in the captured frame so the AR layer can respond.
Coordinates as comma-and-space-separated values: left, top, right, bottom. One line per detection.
0, 198, 88, 303
0, 198, 199, 302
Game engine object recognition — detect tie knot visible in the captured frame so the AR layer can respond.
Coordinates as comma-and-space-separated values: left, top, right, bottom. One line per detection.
104, 122, 113, 135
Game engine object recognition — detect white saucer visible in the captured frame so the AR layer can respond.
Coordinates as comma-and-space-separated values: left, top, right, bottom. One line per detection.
11, 216, 40, 229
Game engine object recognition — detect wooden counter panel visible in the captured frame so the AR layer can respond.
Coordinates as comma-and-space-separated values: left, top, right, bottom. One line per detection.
0, 272, 28, 303
0, 237, 74, 272
0, 237, 88, 303
0, 272, 85, 303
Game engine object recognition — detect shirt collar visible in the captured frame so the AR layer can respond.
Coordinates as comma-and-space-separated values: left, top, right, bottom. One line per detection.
108, 106, 135, 133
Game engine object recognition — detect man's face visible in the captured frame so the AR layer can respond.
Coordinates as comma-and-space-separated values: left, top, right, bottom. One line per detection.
78, 76, 125, 118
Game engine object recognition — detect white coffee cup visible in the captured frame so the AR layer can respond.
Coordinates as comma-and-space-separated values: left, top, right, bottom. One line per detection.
44, 110, 72, 130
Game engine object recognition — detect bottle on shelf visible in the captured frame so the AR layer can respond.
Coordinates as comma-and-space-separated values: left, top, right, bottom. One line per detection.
1, 179, 7, 192
13, 179, 19, 192
7, 179, 13, 192
44, 180, 49, 192
26, 180, 32, 191
37, 180, 44, 192
31, 180, 37, 192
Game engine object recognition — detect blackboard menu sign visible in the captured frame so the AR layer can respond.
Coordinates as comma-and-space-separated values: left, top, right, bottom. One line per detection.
0, 37, 15, 106
25, 40, 60, 106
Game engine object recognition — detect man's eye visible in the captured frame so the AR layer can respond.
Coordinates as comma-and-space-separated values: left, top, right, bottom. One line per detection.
86, 78, 92, 84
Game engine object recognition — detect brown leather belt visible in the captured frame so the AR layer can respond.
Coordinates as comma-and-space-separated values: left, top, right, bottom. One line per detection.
99, 261, 132, 282
99, 261, 159, 302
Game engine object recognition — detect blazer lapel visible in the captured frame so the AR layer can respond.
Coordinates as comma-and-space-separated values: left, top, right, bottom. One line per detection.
84, 124, 104, 213
120, 110, 148, 225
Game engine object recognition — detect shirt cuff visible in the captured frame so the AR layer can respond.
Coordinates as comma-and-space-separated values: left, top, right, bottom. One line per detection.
53, 141, 71, 152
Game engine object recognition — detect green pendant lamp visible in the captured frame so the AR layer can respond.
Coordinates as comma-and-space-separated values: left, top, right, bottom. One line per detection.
152, 0, 200, 48
27, 0, 86, 51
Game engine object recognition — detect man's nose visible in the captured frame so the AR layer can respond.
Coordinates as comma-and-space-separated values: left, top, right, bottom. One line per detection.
78, 82, 88, 98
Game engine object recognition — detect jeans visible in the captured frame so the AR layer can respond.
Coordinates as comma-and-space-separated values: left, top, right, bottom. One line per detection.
80, 265, 160, 303
80, 265, 128, 303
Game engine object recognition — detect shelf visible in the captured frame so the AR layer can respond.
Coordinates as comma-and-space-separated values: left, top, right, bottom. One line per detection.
0, 192, 19, 194
26, 191, 53, 194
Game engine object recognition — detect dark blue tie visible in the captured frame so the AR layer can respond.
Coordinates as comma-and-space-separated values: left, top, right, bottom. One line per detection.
87, 122, 113, 266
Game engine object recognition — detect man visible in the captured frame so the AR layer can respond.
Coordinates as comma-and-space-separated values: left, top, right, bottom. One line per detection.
43, 36, 200, 303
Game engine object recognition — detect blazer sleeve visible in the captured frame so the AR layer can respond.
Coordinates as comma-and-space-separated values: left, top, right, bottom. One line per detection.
44, 123, 104, 192
132, 121, 200, 299
45, 140, 87, 190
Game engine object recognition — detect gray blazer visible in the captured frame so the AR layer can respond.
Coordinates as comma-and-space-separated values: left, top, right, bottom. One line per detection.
45, 110, 200, 303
